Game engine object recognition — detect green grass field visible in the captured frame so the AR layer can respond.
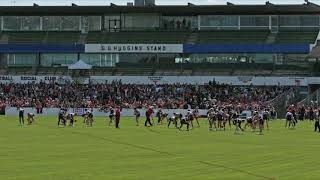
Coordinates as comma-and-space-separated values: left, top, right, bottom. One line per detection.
0, 116, 319, 180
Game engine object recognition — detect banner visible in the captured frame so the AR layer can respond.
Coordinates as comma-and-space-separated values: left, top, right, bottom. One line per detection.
0, 76, 71, 84
85, 44, 183, 53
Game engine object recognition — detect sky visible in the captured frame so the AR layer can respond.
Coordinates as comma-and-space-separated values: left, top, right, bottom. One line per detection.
1, 0, 319, 6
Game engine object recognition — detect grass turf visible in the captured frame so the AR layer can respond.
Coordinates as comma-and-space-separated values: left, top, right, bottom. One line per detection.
0, 116, 319, 180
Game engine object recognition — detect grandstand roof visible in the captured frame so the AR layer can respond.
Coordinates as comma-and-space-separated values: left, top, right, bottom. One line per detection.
0, 3, 320, 16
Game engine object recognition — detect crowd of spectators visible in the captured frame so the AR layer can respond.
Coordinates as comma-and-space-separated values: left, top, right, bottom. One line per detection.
0, 80, 289, 110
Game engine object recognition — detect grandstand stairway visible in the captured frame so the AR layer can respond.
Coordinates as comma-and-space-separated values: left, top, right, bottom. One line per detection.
269, 88, 307, 118
78, 33, 88, 44
265, 32, 277, 44
0, 33, 8, 43
186, 32, 198, 44
308, 46, 320, 58
298, 88, 320, 107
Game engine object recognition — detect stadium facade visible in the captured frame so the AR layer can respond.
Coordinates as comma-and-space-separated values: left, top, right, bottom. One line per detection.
0, 2, 320, 78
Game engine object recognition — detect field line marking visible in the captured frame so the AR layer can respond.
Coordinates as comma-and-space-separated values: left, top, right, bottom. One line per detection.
70, 131, 174, 156
198, 161, 276, 180
145, 127, 162, 134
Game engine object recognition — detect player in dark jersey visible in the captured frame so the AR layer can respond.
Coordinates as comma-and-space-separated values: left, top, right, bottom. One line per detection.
258, 113, 264, 135
18, 106, 25, 125
156, 108, 163, 124
85, 110, 94, 127
115, 107, 121, 128
145, 106, 154, 127
108, 107, 115, 126
187, 110, 195, 129
217, 109, 224, 131
314, 109, 320, 132
262, 109, 270, 130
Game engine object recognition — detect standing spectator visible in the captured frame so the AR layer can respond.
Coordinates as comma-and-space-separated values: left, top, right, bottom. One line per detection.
176, 20, 181, 29
115, 106, 121, 129
18, 106, 24, 125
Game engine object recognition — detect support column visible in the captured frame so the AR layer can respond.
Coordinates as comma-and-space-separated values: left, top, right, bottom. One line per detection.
269, 15, 272, 31
40, 16, 43, 30
101, 15, 105, 31
198, 15, 201, 31
1, 16, 4, 30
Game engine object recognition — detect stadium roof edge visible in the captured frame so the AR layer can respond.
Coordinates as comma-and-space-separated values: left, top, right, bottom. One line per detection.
0, 3, 319, 16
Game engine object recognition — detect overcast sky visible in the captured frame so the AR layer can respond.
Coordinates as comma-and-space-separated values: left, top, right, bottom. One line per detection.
1, 0, 319, 6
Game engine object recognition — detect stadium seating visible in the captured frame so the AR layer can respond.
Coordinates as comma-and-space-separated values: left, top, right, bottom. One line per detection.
85, 31, 107, 44
45, 31, 81, 43
4, 30, 318, 45
90, 67, 115, 76
5, 67, 35, 75
275, 30, 318, 44
37, 67, 68, 76
7, 31, 46, 43
86, 31, 191, 44
197, 30, 270, 44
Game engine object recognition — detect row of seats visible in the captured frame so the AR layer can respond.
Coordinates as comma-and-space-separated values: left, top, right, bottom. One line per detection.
6, 31, 81, 44
275, 31, 318, 44
86, 31, 191, 44
197, 30, 270, 44
1, 30, 318, 44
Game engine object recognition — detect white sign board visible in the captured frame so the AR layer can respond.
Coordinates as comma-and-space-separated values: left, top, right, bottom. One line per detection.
0, 75, 318, 86
90, 76, 311, 86
85, 44, 183, 53
5, 107, 208, 117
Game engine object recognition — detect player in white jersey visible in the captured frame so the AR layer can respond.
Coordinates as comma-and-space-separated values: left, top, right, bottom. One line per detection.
27, 113, 35, 125
66, 112, 75, 127
133, 108, 140, 126
191, 107, 200, 128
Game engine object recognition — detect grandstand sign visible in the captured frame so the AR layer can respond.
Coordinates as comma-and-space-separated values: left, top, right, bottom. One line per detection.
85, 44, 183, 53
148, 76, 163, 84
238, 76, 253, 84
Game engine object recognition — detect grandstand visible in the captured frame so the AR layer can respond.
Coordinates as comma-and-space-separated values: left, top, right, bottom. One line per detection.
0, 2, 319, 77
2, 2, 320, 179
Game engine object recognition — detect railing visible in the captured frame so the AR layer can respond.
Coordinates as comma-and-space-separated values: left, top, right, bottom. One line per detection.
297, 89, 320, 108
267, 88, 301, 118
